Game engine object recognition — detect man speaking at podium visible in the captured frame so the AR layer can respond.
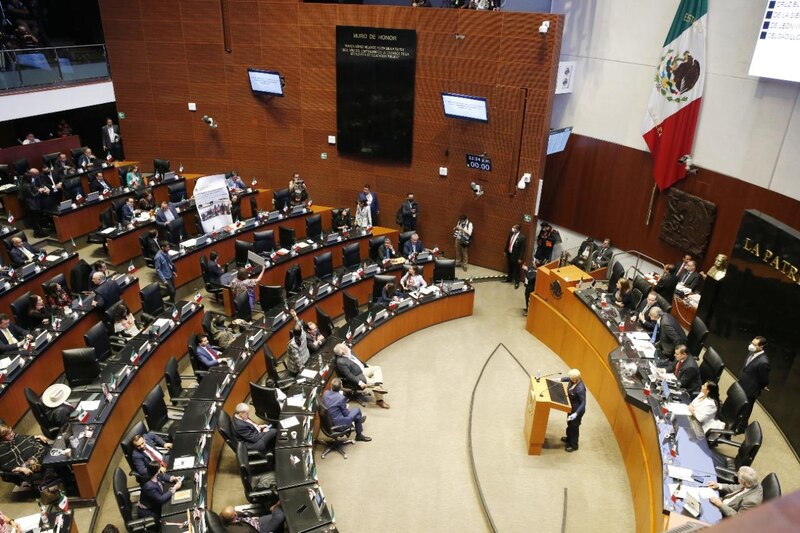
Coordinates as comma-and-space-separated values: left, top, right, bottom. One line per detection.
561, 369, 586, 453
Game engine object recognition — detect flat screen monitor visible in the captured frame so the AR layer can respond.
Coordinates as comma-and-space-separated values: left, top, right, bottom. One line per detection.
546, 127, 572, 155
247, 69, 284, 97
441, 93, 488, 123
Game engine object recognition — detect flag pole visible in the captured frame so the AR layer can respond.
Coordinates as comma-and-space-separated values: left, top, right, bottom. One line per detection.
645, 184, 658, 226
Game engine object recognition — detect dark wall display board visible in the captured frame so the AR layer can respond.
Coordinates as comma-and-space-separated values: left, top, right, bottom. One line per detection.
336, 26, 416, 163
706, 210, 800, 453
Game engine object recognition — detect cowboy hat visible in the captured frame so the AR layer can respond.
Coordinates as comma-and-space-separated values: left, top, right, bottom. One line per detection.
42, 383, 72, 408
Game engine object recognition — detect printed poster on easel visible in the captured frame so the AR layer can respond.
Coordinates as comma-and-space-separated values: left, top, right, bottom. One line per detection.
194, 174, 233, 233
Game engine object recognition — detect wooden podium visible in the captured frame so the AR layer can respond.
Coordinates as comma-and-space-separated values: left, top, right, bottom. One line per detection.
523, 377, 572, 455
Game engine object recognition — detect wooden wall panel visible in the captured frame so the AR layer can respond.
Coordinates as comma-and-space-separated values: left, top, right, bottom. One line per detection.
101, 1, 563, 272
541, 134, 800, 271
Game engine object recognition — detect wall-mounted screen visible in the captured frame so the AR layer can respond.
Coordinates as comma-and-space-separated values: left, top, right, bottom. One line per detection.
547, 127, 573, 155
748, 2, 800, 83
442, 93, 488, 123
247, 69, 284, 96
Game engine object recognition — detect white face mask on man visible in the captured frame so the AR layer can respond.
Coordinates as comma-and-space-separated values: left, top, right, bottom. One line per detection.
748, 344, 757, 352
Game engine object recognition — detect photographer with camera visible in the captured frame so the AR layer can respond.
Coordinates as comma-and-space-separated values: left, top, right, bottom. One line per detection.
454, 214, 473, 272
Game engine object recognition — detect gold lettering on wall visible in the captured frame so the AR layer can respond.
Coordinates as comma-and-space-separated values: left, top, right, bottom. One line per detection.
741, 236, 800, 286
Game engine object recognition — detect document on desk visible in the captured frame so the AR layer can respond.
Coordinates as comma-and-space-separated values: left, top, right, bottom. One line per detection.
46, 254, 62, 262
173, 456, 195, 470
668, 484, 716, 499
632, 340, 656, 358
100, 227, 116, 235
299, 369, 317, 379
280, 416, 301, 429
626, 332, 651, 341
668, 465, 694, 481
666, 403, 691, 416
78, 400, 100, 411
286, 394, 305, 407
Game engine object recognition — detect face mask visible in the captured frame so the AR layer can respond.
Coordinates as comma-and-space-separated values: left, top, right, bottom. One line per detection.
748, 344, 757, 352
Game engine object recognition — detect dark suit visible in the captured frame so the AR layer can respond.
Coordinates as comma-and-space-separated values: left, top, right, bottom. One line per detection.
335, 354, 369, 390
131, 433, 169, 478
358, 191, 379, 224
0, 323, 28, 353
400, 199, 419, 231
655, 272, 679, 301
739, 352, 769, 401
635, 299, 660, 331
195, 344, 224, 369
504, 231, 526, 285
77, 154, 96, 168
669, 356, 701, 395
137, 474, 173, 520
655, 313, 687, 361
120, 203, 136, 223
593, 246, 612, 269
403, 239, 424, 258
206, 260, 224, 284
54, 159, 75, 178
143, 237, 160, 259
375, 244, 397, 262
90, 178, 112, 193
9, 242, 40, 266
101, 123, 123, 160
225, 508, 285, 533
232, 416, 276, 454
562, 378, 586, 449
678, 270, 701, 291
93, 279, 122, 311
155, 205, 179, 227
323, 390, 364, 435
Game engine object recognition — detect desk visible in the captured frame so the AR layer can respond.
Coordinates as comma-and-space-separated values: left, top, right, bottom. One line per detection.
0, 277, 140, 427
0, 252, 78, 316
0, 135, 80, 169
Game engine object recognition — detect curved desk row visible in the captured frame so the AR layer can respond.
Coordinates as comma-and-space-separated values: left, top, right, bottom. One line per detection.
0, 276, 141, 427
0, 251, 79, 317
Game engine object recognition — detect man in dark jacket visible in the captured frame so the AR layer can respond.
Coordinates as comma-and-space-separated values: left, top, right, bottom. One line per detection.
504, 224, 526, 288
322, 378, 370, 441
333, 343, 390, 409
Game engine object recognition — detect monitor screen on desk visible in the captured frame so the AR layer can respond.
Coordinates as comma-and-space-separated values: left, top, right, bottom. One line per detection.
248, 69, 284, 97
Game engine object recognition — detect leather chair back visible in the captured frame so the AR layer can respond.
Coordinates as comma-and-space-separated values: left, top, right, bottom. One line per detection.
687, 317, 709, 358
140, 283, 165, 317
62, 347, 101, 387
142, 385, 169, 432
734, 421, 762, 469
273, 188, 290, 211
342, 242, 361, 270
164, 356, 184, 401
343, 290, 359, 323
284, 264, 302, 295
259, 285, 284, 313
314, 252, 333, 281
234, 291, 252, 322
10, 291, 32, 330
315, 305, 333, 337
279, 226, 296, 249
69, 260, 92, 293
369, 235, 385, 261
699, 347, 725, 384
235, 240, 253, 267
372, 274, 396, 302
84, 321, 112, 362
398, 230, 415, 253
168, 182, 187, 203
250, 381, 281, 422
719, 382, 749, 433
253, 230, 275, 254
43, 273, 68, 294
434, 258, 456, 282
306, 214, 322, 239
762, 473, 781, 501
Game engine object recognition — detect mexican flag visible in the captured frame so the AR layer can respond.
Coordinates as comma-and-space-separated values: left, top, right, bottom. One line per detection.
642, 0, 707, 191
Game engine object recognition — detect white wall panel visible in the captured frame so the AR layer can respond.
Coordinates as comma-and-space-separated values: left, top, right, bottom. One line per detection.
770, 96, 800, 201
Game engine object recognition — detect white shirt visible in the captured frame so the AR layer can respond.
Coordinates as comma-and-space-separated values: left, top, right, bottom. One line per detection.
689, 394, 719, 433
107, 125, 117, 143
346, 353, 365, 371
22, 138, 40, 145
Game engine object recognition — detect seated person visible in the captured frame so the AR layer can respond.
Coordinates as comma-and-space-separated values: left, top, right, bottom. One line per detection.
635, 291, 660, 331
655, 264, 678, 301
232, 403, 276, 455
570, 237, 596, 270
285, 309, 310, 375
126, 165, 144, 189
210, 314, 238, 349
708, 466, 763, 517
230, 267, 264, 309
195, 334, 231, 368
226, 173, 246, 191
120, 197, 139, 224
130, 432, 173, 478
613, 278, 633, 310
377, 282, 404, 305
0, 313, 30, 353
90, 172, 112, 193
689, 381, 723, 433
138, 191, 156, 211
305, 321, 325, 353
54, 152, 75, 177
403, 233, 424, 258
649, 307, 687, 363
400, 265, 427, 292
206, 251, 224, 285
659, 345, 701, 395
322, 378, 371, 442
91, 272, 121, 311
332, 208, 351, 231
155, 200, 179, 227
288, 189, 305, 208
374, 237, 397, 262
220, 502, 285, 533
0, 424, 49, 484
77, 148, 96, 168
137, 461, 183, 521
113, 304, 141, 338
26, 294, 50, 329
89, 260, 112, 284
44, 282, 71, 310
676, 260, 701, 293
41, 383, 76, 428
591, 238, 613, 269
333, 342, 390, 409
9, 236, 40, 266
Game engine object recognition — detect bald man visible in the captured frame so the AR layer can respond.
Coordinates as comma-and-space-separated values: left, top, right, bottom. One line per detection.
92, 272, 121, 311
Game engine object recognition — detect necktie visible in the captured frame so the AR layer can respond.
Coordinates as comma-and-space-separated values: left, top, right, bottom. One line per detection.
2, 328, 17, 344
145, 445, 166, 467
203, 346, 218, 361
743, 352, 757, 369
508, 234, 517, 253
650, 322, 659, 343
675, 360, 682, 375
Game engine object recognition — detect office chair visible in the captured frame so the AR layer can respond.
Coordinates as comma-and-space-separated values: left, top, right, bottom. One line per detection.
0, 164, 11, 186
112, 199, 128, 222
371, 274, 396, 303
10, 291, 32, 330
3, 232, 29, 253
761, 473, 781, 501
306, 214, 322, 240
42, 152, 60, 169
167, 181, 187, 203
273, 188, 290, 211
119, 420, 151, 485
142, 384, 178, 439
264, 347, 294, 390
258, 285, 283, 313
113, 467, 158, 532
398, 230, 414, 253
284, 264, 302, 296
656, 294, 673, 314
206, 510, 227, 533
253, 230, 276, 254
342, 242, 361, 271
369, 235, 385, 261
70, 259, 93, 294
166, 218, 184, 246
199, 256, 224, 303
62, 347, 102, 389
278, 226, 296, 249
24, 388, 62, 439
139, 282, 165, 323
164, 356, 198, 406
606, 262, 625, 293
43, 273, 69, 295
187, 334, 208, 377
153, 158, 170, 175
314, 252, 333, 281
712, 421, 762, 484
318, 403, 355, 459
249, 381, 282, 424
236, 441, 277, 504
62, 176, 85, 201
629, 288, 643, 311
87, 207, 116, 245
315, 305, 333, 337
632, 275, 651, 299
248, 196, 258, 219
217, 411, 266, 463
139, 234, 156, 268
235, 239, 253, 267
686, 317, 709, 358
708, 382, 749, 439
84, 321, 119, 362
13, 158, 29, 177
234, 292, 252, 322
70, 147, 87, 167
699, 347, 725, 384
433, 258, 456, 282
343, 290, 360, 323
